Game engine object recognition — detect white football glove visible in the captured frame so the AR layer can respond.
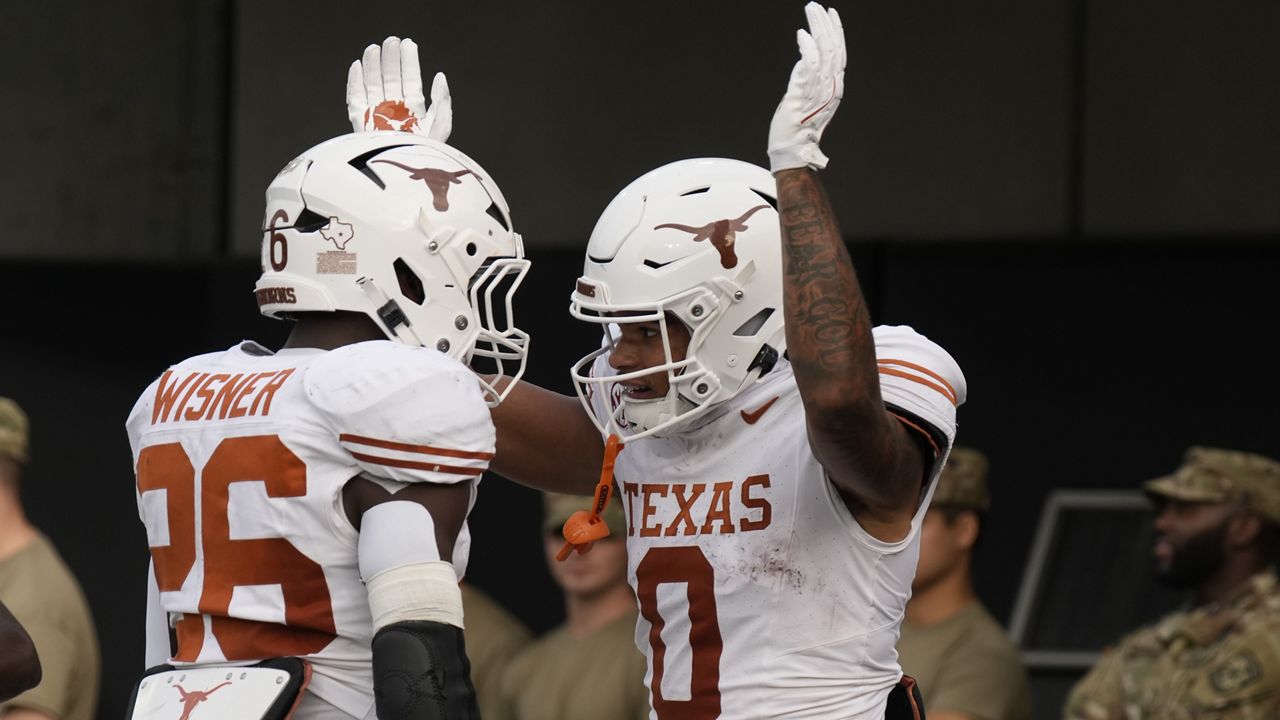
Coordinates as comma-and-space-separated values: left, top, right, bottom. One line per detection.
767, 2, 846, 173
346, 36, 452, 142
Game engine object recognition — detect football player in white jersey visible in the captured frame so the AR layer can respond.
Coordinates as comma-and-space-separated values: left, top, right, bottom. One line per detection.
126, 111, 531, 718
349, 7, 962, 717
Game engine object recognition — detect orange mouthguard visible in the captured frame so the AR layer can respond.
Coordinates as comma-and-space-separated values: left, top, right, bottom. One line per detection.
557, 434, 624, 561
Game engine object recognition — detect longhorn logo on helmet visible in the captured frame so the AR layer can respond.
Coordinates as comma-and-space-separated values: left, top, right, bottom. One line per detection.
371, 160, 478, 211
653, 205, 771, 270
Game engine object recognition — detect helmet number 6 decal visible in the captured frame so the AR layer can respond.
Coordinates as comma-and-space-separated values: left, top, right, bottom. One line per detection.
268, 209, 290, 271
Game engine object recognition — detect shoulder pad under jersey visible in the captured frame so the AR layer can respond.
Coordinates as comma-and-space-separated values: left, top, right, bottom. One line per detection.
304, 341, 495, 485
873, 325, 966, 449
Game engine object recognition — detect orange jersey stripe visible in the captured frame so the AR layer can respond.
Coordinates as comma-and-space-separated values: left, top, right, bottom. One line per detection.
348, 451, 485, 476
339, 433, 495, 461
877, 360, 958, 406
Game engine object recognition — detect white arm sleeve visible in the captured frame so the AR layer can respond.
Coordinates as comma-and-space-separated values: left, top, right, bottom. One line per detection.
358, 501, 465, 630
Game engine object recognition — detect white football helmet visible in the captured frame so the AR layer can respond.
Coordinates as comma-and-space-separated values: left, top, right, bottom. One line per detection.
255, 131, 530, 405
570, 158, 785, 440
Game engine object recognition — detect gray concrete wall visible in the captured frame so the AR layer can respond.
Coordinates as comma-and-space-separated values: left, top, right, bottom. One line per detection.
4, 0, 1275, 262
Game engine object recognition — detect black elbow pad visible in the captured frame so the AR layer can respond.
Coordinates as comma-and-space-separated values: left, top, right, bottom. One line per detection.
371, 620, 479, 720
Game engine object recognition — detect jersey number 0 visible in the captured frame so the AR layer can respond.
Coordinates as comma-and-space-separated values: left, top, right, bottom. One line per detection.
636, 546, 724, 719
137, 435, 337, 662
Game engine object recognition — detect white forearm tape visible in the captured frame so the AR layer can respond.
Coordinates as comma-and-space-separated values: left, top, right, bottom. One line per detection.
366, 560, 464, 631
358, 500, 464, 631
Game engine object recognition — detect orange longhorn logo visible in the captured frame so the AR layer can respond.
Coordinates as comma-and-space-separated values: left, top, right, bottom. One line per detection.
371, 160, 477, 211
365, 101, 420, 133
654, 205, 771, 269
173, 681, 231, 720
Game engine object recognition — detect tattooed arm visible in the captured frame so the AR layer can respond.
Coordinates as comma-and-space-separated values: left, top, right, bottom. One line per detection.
770, 4, 929, 540
485, 377, 604, 496
776, 169, 927, 539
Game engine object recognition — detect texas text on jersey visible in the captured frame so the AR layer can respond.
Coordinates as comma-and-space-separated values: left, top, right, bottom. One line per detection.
589, 326, 961, 719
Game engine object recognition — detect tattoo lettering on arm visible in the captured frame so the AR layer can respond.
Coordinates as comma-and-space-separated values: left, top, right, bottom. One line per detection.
776, 168, 924, 534
777, 168, 872, 389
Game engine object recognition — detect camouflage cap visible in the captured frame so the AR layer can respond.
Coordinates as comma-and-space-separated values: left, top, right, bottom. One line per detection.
1144, 446, 1280, 523
0, 397, 29, 464
931, 446, 990, 511
542, 491, 628, 538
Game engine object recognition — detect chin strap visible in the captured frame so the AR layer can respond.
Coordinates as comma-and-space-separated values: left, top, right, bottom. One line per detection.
557, 434, 625, 561
358, 277, 424, 346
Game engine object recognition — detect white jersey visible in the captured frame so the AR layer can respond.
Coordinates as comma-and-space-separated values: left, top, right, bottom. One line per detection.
126, 340, 494, 718
590, 326, 963, 720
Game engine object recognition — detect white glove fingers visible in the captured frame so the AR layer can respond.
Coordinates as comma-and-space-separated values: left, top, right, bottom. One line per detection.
828, 7, 846, 63
401, 38, 426, 106
347, 60, 366, 103
807, 7, 842, 106
346, 60, 368, 127
806, 1, 833, 58
795, 27, 816, 63
381, 36, 403, 100
831, 13, 847, 97
425, 72, 453, 142
796, 29, 820, 83
362, 43, 385, 104
810, 5, 837, 71
429, 71, 449, 105
804, 2, 827, 35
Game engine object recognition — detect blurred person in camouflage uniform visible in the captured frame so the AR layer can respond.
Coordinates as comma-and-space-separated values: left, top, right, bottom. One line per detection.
897, 447, 1032, 720
1064, 446, 1280, 719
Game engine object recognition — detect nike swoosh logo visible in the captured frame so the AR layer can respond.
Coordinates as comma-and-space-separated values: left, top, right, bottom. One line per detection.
740, 396, 780, 425
643, 255, 692, 270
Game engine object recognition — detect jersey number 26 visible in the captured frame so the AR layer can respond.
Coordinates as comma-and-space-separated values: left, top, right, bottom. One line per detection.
138, 435, 337, 662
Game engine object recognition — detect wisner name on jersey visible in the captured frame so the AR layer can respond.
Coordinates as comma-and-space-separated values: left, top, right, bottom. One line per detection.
149, 368, 296, 425
621, 476, 773, 537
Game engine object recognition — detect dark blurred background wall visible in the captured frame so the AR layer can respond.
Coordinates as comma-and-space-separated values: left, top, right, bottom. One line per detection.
0, 1, 1277, 717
